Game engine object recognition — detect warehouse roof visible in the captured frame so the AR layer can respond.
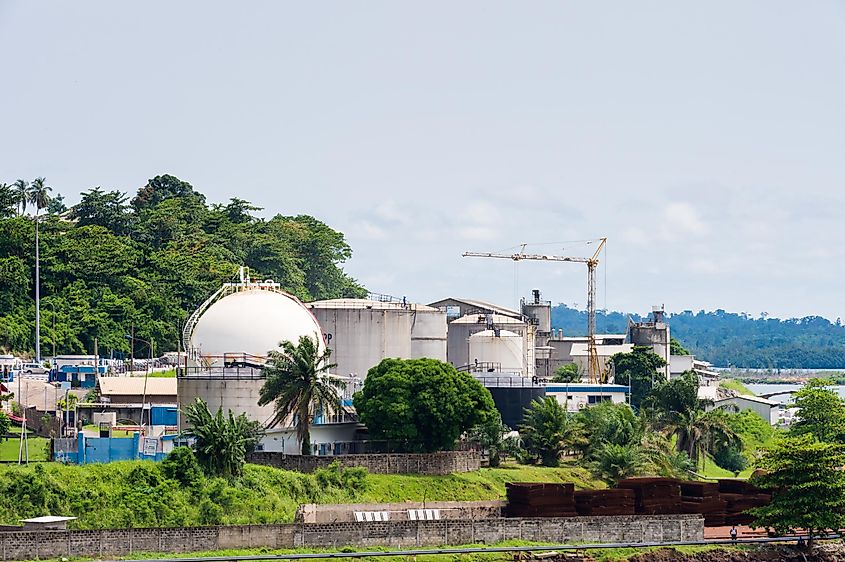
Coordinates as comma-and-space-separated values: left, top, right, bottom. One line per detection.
428, 297, 522, 319
97, 377, 177, 396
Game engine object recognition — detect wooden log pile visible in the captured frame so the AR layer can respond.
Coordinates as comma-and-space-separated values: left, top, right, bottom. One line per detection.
718, 479, 771, 526
504, 483, 577, 517
617, 478, 683, 515
574, 489, 636, 516
503, 478, 771, 525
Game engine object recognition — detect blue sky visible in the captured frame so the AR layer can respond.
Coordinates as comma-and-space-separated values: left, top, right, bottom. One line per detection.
2, 2, 843, 319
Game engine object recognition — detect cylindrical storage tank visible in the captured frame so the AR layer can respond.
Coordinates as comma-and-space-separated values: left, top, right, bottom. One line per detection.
410, 308, 448, 360
468, 329, 524, 373
309, 299, 415, 378
178, 376, 277, 427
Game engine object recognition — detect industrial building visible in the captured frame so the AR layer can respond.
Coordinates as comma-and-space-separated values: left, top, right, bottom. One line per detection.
308, 297, 447, 379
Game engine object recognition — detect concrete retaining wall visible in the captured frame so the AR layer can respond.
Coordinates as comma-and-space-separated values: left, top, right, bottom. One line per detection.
0, 516, 703, 561
247, 450, 481, 475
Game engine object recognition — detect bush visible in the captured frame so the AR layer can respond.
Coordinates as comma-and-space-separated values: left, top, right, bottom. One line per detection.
161, 447, 204, 488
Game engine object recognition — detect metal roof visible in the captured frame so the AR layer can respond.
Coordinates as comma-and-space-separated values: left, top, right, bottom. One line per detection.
309, 299, 439, 312
715, 394, 779, 407
20, 516, 77, 523
97, 377, 177, 396
428, 298, 522, 318
450, 313, 526, 325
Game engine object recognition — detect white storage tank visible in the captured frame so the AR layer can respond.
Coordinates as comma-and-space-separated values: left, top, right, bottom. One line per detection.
468, 329, 524, 374
309, 299, 447, 378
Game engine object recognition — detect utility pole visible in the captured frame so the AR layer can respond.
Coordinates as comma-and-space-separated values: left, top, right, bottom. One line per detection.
34, 210, 41, 363
463, 238, 608, 383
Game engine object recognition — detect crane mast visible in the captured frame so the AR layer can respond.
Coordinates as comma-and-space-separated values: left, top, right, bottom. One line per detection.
463, 238, 608, 383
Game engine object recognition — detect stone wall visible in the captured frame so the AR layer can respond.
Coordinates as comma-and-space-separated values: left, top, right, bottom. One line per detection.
0, 516, 703, 561
296, 500, 506, 523
247, 451, 481, 475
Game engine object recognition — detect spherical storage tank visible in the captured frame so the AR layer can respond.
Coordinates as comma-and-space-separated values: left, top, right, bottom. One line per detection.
189, 289, 324, 364
468, 329, 524, 373
180, 287, 325, 428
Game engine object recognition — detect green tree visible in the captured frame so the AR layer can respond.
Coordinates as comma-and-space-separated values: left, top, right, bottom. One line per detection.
468, 412, 512, 467
646, 371, 740, 466
182, 398, 263, 478
610, 346, 667, 409
789, 378, 845, 444
669, 337, 690, 355
576, 401, 640, 456
552, 363, 580, 383
27, 177, 52, 213
354, 358, 497, 453
0, 412, 10, 441
519, 396, 586, 467
258, 334, 343, 455
591, 442, 646, 484
0, 184, 16, 218
750, 434, 845, 547
70, 188, 133, 234
12, 179, 28, 215
46, 194, 66, 215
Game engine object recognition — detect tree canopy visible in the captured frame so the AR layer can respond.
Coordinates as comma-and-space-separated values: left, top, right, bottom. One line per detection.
353, 358, 497, 453
0, 174, 366, 357
610, 346, 667, 409
552, 304, 845, 369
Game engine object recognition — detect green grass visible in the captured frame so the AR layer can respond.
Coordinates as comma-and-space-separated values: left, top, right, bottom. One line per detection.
0, 436, 50, 461
25, 541, 752, 562
0, 460, 605, 530
147, 369, 176, 378
82, 424, 137, 438
719, 379, 754, 395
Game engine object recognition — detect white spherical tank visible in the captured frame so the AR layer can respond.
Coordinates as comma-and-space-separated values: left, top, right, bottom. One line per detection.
189, 289, 324, 365
468, 329, 524, 373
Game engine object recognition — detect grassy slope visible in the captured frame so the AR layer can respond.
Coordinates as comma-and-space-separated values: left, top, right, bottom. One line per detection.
718, 379, 754, 395
0, 461, 603, 529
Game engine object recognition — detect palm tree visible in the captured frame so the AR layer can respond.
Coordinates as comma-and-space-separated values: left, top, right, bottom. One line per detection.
258, 334, 343, 455
183, 398, 263, 478
664, 407, 739, 466
27, 177, 52, 212
26, 177, 52, 362
13, 179, 28, 215
591, 442, 647, 484
519, 396, 586, 467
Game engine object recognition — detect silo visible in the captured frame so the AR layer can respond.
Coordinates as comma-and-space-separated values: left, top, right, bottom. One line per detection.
308, 299, 447, 378
468, 329, 524, 373
410, 307, 448, 360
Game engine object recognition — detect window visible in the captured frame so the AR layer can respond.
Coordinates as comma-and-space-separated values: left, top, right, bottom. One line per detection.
587, 395, 612, 404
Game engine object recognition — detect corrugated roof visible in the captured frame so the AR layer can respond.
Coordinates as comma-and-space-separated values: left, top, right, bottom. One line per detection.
716, 394, 779, 407
450, 313, 526, 325
20, 516, 77, 523
568, 343, 634, 356
97, 377, 177, 396
428, 298, 521, 318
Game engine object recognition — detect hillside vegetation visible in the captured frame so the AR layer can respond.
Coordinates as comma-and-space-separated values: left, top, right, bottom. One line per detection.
0, 175, 365, 357
0, 461, 602, 529
552, 305, 845, 369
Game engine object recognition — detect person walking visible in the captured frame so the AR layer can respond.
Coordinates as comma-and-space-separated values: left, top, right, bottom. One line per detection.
730, 526, 738, 542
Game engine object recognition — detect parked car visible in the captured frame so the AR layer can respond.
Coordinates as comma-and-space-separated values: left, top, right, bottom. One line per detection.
19, 362, 48, 376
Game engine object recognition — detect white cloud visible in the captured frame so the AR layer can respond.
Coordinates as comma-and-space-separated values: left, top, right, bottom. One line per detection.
662, 202, 708, 236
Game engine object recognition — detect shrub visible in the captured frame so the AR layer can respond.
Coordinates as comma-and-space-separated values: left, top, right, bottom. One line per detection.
161, 447, 204, 488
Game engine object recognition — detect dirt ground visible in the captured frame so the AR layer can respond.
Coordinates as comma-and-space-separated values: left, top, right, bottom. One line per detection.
626, 543, 845, 562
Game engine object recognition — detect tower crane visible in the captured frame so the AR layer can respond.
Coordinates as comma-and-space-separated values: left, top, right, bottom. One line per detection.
463, 238, 608, 383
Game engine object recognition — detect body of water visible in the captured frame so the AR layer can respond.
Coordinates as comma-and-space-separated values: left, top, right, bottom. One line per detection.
746, 383, 845, 405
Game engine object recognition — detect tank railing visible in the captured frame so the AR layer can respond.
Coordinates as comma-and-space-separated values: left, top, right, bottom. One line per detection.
310, 298, 413, 310
177, 365, 266, 380
471, 375, 544, 388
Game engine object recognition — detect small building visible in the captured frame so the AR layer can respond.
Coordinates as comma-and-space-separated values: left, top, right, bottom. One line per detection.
53, 355, 108, 388
712, 394, 779, 425
545, 383, 630, 412
20, 516, 77, 530
473, 374, 546, 430
97, 377, 177, 405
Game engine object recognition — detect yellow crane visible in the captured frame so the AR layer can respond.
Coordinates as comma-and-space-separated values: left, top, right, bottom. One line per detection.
463, 238, 608, 383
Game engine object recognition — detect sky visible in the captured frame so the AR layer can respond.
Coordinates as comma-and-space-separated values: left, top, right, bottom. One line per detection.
1, 2, 843, 320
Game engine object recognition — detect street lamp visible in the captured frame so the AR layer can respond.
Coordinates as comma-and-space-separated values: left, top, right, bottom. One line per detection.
125, 333, 155, 429
47, 301, 56, 359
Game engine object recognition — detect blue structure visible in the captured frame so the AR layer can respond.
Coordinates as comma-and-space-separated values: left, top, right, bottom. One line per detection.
56, 432, 180, 464
52, 365, 104, 388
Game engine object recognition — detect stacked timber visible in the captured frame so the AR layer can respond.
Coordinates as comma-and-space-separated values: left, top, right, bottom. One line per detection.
617, 478, 683, 514
718, 479, 771, 526
505, 482, 577, 517
679, 481, 728, 526
574, 489, 636, 516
